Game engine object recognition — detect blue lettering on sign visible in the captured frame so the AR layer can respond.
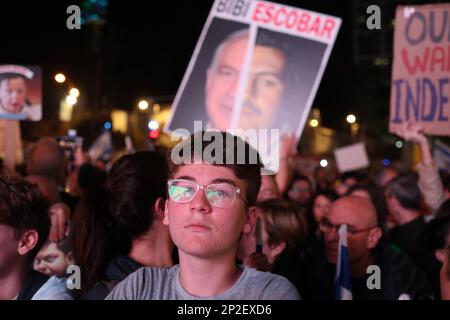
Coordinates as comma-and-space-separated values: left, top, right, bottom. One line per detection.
392, 77, 450, 123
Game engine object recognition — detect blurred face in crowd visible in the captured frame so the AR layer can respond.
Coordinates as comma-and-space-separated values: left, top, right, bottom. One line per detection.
205, 34, 285, 130
322, 197, 381, 274
164, 163, 254, 261
34, 242, 73, 276
288, 179, 311, 206
0, 77, 27, 113
257, 175, 280, 202
313, 194, 333, 223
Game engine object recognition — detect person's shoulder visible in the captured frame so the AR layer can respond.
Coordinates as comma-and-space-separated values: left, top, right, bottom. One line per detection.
32, 276, 73, 300
105, 265, 177, 300
377, 246, 433, 299
243, 267, 301, 300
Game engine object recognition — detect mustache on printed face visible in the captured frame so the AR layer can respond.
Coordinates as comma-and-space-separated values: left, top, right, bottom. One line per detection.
242, 99, 262, 116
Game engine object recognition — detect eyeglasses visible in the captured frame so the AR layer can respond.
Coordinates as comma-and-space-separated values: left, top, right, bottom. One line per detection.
167, 179, 247, 208
319, 218, 377, 235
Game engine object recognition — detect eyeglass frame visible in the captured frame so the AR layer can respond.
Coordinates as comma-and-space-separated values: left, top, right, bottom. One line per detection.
167, 178, 248, 208
319, 217, 378, 235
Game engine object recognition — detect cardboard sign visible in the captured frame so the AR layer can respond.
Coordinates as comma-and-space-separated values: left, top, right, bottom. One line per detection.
0, 64, 42, 121
390, 4, 450, 136
164, 0, 340, 173
334, 143, 369, 173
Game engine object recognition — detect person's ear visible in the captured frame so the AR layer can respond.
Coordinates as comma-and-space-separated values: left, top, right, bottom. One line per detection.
367, 227, 382, 249
153, 197, 166, 221
268, 241, 286, 259
17, 229, 39, 256
163, 199, 170, 226
243, 206, 257, 235
435, 249, 447, 264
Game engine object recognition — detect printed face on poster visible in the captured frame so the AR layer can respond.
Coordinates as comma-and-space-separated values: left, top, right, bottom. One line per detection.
165, 0, 340, 172
0, 64, 42, 121
390, 4, 450, 136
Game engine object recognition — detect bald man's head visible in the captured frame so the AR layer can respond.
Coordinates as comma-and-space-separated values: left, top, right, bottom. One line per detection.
27, 138, 66, 186
25, 174, 60, 205
330, 196, 378, 229
323, 196, 382, 272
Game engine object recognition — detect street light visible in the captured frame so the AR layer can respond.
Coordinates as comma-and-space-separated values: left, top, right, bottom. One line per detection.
66, 95, 77, 105
138, 100, 149, 111
55, 73, 66, 83
346, 114, 356, 124
309, 119, 319, 128
69, 88, 80, 98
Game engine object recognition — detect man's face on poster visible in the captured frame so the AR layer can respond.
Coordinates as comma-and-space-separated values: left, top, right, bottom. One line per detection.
0, 76, 27, 113
205, 36, 285, 131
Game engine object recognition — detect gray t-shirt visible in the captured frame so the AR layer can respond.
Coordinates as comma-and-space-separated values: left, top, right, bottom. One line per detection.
105, 264, 300, 300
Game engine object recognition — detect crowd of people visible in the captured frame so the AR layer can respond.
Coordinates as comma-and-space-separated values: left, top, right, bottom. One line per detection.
0, 123, 449, 300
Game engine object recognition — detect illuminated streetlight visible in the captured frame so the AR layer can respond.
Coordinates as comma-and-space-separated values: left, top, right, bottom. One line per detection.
148, 120, 159, 130
69, 88, 80, 98
66, 95, 77, 105
346, 114, 356, 124
310, 119, 319, 128
395, 140, 403, 149
138, 100, 149, 111
55, 73, 66, 83
320, 159, 328, 168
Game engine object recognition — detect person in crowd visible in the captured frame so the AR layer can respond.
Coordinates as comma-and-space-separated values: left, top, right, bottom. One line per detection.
346, 184, 389, 233
300, 196, 433, 300
71, 151, 174, 299
394, 122, 448, 214
106, 131, 300, 300
385, 174, 434, 272
421, 200, 450, 299
34, 237, 74, 277
441, 247, 450, 300
258, 174, 281, 202
287, 174, 313, 211
26, 137, 78, 213
248, 199, 308, 294
311, 190, 339, 233
0, 172, 72, 300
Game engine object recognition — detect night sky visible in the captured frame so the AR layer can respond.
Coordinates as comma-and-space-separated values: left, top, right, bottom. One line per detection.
3, 0, 440, 146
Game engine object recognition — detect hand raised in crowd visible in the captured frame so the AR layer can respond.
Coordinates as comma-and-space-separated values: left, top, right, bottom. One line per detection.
394, 122, 427, 145
280, 133, 297, 161
48, 202, 71, 242
243, 251, 272, 272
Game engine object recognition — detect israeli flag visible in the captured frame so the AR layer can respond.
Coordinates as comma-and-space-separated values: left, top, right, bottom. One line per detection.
335, 224, 353, 300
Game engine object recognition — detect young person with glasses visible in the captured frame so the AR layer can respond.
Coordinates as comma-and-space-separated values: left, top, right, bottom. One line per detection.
106, 131, 300, 300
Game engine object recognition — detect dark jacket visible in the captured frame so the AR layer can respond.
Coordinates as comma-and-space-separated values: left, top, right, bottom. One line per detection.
17, 270, 49, 300
299, 245, 434, 300
82, 255, 142, 300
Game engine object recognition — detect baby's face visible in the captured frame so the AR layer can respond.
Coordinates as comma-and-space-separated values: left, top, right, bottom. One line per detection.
0, 77, 27, 113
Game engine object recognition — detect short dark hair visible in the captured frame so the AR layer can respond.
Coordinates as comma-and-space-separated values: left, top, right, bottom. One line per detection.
0, 172, 50, 259
289, 175, 313, 191
385, 174, 422, 211
256, 199, 307, 249
168, 131, 263, 207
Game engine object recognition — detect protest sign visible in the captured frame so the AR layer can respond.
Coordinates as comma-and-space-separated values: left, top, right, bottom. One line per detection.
390, 4, 450, 135
334, 142, 369, 173
0, 64, 42, 121
164, 0, 340, 173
